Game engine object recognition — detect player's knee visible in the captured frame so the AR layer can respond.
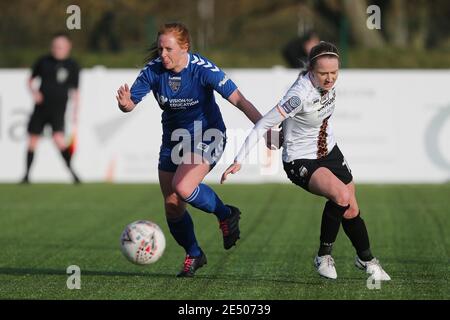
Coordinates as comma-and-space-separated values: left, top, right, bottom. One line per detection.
333, 188, 350, 207
164, 197, 184, 219
172, 181, 195, 200
28, 142, 38, 151
29, 135, 39, 150
52, 134, 65, 149
343, 206, 359, 219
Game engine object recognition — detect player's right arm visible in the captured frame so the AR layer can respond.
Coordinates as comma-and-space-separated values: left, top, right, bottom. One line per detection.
117, 63, 154, 113
221, 92, 303, 184
29, 57, 44, 105
28, 77, 44, 105
116, 83, 136, 112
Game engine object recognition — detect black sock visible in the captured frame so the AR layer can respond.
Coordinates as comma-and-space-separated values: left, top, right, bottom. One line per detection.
60, 148, 72, 167
24, 150, 34, 178
60, 148, 80, 183
342, 212, 374, 261
318, 200, 349, 256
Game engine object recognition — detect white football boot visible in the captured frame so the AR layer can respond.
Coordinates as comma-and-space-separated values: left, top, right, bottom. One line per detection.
314, 255, 338, 279
355, 257, 391, 281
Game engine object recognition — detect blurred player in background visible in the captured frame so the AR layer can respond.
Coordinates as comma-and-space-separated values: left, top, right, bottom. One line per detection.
282, 30, 320, 69
22, 32, 81, 184
222, 41, 391, 281
116, 22, 263, 277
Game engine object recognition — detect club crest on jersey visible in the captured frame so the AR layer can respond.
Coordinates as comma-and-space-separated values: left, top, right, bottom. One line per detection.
168, 76, 181, 92
56, 67, 69, 84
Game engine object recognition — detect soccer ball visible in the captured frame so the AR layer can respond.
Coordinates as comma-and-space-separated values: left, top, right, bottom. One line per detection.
120, 220, 166, 265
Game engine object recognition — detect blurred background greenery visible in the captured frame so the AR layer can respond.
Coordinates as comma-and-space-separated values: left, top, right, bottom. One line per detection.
0, 0, 449, 68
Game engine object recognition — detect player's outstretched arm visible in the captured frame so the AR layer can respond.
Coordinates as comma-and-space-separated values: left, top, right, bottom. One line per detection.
116, 83, 136, 112
221, 105, 286, 183
227, 89, 262, 124
220, 162, 242, 184
228, 89, 283, 150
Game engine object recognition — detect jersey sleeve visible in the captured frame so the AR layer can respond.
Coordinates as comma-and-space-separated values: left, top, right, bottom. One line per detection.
130, 65, 154, 105
276, 83, 304, 118
234, 105, 285, 164
31, 57, 44, 78
68, 60, 80, 89
198, 58, 237, 99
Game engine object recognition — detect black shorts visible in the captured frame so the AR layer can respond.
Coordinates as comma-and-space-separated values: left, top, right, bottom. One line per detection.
27, 104, 66, 134
283, 145, 353, 191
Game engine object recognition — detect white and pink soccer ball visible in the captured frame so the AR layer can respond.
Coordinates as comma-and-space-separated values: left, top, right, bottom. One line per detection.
120, 220, 166, 265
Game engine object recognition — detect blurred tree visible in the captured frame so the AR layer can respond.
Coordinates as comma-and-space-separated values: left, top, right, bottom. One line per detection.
88, 10, 121, 52
410, 0, 429, 50
0, 0, 449, 67
197, 0, 215, 51
385, 0, 408, 48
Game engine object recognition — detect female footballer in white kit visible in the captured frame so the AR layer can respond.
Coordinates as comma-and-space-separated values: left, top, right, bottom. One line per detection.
222, 41, 390, 281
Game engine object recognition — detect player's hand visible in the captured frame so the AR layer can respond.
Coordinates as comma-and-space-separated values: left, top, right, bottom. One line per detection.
221, 162, 242, 184
276, 128, 284, 148
116, 84, 135, 112
265, 128, 284, 150
33, 91, 44, 105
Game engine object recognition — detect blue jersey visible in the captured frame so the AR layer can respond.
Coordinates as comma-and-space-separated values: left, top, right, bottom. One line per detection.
130, 53, 237, 145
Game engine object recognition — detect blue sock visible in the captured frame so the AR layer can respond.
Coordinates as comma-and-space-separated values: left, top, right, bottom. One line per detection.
166, 211, 201, 257
184, 183, 231, 221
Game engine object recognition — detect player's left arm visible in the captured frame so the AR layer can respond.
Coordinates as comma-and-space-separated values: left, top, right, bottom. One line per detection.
203, 62, 281, 152
227, 89, 262, 124
69, 61, 81, 125
228, 89, 284, 149
69, 88, 80, 125
201, 61, 262, 124
220, 105, 285, 184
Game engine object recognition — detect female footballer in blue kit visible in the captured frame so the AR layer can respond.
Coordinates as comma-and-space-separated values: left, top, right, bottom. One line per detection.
116, 23, 263, 277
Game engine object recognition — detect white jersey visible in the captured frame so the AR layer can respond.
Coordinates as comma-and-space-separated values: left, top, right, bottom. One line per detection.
279, 72, 336, 161
235, 72, 337, 164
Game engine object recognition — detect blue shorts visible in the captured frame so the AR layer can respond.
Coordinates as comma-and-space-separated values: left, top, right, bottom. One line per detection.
158, 130, 227, 173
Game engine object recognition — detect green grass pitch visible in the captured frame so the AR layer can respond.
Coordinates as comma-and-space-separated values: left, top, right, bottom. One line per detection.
0, 183, 448, 299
